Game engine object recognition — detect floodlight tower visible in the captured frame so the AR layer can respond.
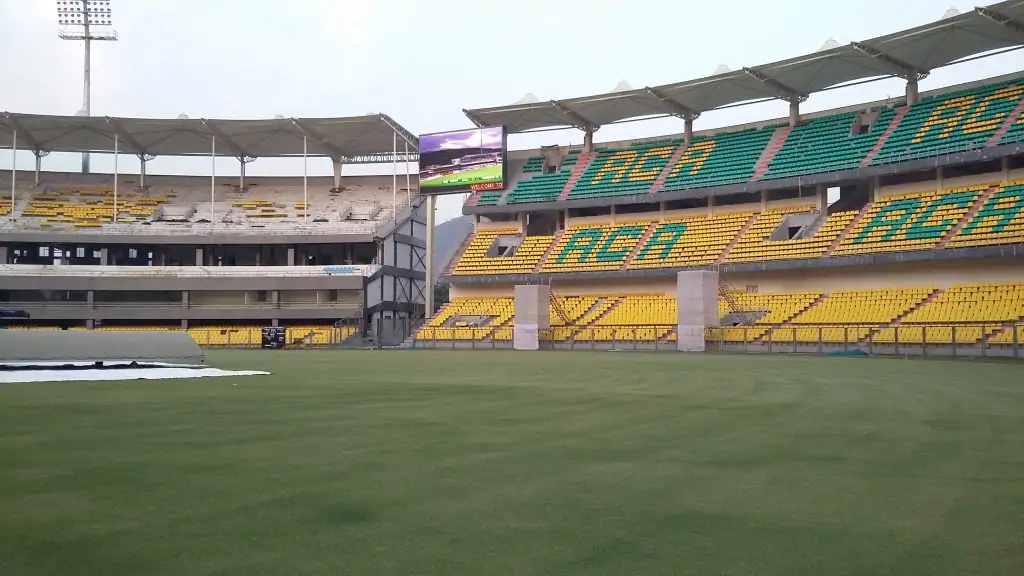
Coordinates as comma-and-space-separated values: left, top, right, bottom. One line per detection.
56, 0, 118, 174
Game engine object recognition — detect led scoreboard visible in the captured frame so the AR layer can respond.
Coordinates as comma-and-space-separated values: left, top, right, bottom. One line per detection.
418, 126, 507, 195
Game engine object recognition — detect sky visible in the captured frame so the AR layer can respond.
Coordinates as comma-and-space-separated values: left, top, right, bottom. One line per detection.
1, 0, 1021, 223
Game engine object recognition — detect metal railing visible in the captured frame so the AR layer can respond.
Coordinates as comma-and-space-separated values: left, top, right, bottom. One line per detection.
2, 301, 363, 311
410, 322, 1024, 358
0, 264, 379, 278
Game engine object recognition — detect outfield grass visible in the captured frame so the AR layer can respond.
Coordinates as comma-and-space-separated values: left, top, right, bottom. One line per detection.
2, 351, 1023, 575
420, 164, 502, 189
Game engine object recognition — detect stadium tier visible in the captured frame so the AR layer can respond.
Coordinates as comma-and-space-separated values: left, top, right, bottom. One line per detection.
1, 175, 403, 234
419, 282, 1024, 346
450, 181, 1024, 276
467, 76, 1024, 209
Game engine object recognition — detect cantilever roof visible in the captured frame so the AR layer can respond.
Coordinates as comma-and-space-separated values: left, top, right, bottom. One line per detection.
0, 113, 418, 162
465, 1, 1024, 133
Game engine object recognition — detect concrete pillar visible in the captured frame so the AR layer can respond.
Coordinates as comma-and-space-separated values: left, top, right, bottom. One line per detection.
906, 79, 919, 105
332, 159, 343, 189
87, 290, 95, 308
816, 185, 828, 214
513, 284, 551, 350
425, 194, 437, 317
708, 194, 715, 216
158, 249, 167, 266
287, 247, 295, 266
1002, 156, 1011, 183
255, 248, 261, 266
936, 166, 944, 192
0, 246, 7, 264
676, 270, 720, 352
870, 176, 880, 203
34, 153, 42, 186
239, 159, 246, 189
139, 157, 147, 188
182, 291, 189, 308
583, 130, 594, 153
760, 190, 769, 212
86, 319, 95, 330
194, 247, 203, 267
789, 101, 800, 126
181, 318, 188, 329
271, 290, 280, 309
610, 204, 617, 224
684, 117, 694, 144
660, 201, 667, 218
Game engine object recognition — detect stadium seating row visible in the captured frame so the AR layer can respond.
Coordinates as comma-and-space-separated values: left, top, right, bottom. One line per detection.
452, 182, 1024, 276
2, 324, 355, 346
419, 282, 1024, 344
468, 77, 1024, 207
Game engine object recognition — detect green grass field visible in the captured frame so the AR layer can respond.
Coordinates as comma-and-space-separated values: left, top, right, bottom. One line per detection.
2, 351, 1023, 575
420, 164, 502, 189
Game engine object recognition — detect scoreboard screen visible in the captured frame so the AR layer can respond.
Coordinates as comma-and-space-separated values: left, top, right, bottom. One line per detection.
418, 126, 506, 195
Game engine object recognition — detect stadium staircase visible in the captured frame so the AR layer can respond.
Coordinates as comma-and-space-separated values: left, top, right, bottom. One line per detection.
824, 203, 872, 256
445, 233, 474, 276
556, 153, 595, 201
714, 213, 759, 264
549, 289, 573, 326
533, 229, 564, 272
937, 186, 998, 248
858, 287, 944, 345
650, 143, 692, 194
567, 298, 623, 342
982, 320, 1023, 345
754, 294, 827, 342
860, 107, 909, 166
620, 223, 658, 270
750, 126, 792, 181
989, 97, 1024, 146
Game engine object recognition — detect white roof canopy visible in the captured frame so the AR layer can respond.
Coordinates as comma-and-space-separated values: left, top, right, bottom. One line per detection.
0, 113, 418, 163
464, 1, 1024, 133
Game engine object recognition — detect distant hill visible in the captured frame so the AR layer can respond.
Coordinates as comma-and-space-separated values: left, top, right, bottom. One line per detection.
432, 216, 473, 284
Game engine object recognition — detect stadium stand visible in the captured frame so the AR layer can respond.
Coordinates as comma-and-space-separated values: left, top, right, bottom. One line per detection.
658, 127, 778, 192
567, 140, 681, 200
761, 108, 898, 179
870, 79, 1024, 164
448, 179, 1024, 276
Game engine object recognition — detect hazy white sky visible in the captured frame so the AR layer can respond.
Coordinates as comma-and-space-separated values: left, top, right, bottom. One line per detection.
0, 0, 1020, 222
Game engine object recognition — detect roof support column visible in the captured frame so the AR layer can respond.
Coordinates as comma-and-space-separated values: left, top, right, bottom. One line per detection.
8, 129, 15, 220
239, 157, 246, 189
583, 129, 594, 153
789, 101, 800, 126
425, 194, 436, 317
33, 150, 48, 187
684, 117, 695, 145
332, 157, 344, 190
137, 154, 152, 189
906, 79, 919, 105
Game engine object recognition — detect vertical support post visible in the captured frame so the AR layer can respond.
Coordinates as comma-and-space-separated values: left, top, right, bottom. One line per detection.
210, 135, 216, 224
905, 79, 919, 105
239, 158, 246, 189
82, 36, 91, 174
9, 129, 15, 219
139, 156, 147, 188
113, 132, 118, 223
425, 194, 436, 317
404, 140, 411, 203
33, 151, 41, 186
392, 130, 397, 216
303, 135, 308, 224
684, 116, 694, 144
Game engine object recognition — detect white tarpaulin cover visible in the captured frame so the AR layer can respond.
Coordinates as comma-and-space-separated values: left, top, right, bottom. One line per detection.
0, 362, 269, 384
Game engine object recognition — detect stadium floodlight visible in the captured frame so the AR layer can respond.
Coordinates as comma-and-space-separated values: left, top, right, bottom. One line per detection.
56, 0, 118, 174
